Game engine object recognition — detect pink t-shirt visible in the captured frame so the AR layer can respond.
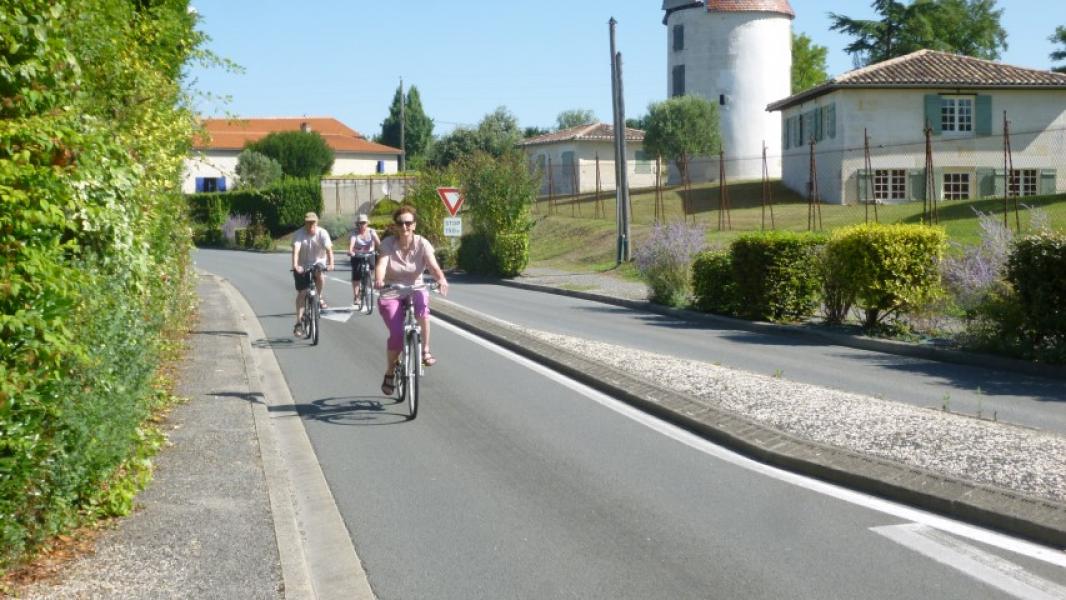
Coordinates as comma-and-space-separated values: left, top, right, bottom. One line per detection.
380, 234, 435, 290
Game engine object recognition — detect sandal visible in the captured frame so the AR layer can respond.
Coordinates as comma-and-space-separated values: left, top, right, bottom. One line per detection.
293, 323, 303, 337
319, 300, 329, 309
380, 372, 395, 395
422, 352, 437, 367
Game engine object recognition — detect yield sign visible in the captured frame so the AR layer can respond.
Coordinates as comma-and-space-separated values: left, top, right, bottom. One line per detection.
436, 187, 464, 217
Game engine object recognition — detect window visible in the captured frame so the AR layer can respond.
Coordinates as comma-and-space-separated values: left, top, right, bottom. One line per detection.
196, 176, 226, 193
673, 25, 684, 52
672, 65, 685, 97
1009, 169, 1038, 197
941, 96, 974, 133
719, 94, 726, 106
943, 172, 971, 200
874, 169, 907, 201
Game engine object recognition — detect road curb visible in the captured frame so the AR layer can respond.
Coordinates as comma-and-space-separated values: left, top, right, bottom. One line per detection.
431, 297, 1066, 549
210, 271, 376, 600
493, 278, 1066, 381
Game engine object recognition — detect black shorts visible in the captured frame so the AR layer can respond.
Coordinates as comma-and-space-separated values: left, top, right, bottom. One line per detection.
350, 254, 375, 281
293, 270, 312, 291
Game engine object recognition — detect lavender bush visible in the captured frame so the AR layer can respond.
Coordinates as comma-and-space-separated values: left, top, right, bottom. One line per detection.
222, 213, 252, 245
634, 221, 705, 307
940, 208, 1012, 315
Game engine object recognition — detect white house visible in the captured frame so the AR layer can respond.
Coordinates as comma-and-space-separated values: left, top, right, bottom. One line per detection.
183, 117, 402, 193
767, 50, 1066, 205
517, 123, 659, 197
662, 0, 793, 182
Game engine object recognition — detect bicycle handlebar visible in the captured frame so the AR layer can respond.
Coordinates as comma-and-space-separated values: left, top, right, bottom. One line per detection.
384, 281, 440, 293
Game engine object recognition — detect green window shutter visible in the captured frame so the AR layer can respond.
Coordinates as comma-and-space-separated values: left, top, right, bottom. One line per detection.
909, 169, 926, 202
975, 95, 993, 136
993, 169, 1006, 197
814, 107, 823, 142
857, 169, 869, 202
976, 168, 995, 198
1040, 169, 1057, 195
924, 95, 942, 136
827, 103, 836, 139
783, 117, 790, 150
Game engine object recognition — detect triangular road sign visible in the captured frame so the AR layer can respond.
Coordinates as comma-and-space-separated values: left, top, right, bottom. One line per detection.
436, 187, 464, 217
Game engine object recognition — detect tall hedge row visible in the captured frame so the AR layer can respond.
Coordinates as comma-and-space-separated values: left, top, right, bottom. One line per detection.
187, 176, 323, 238
0, 1, 200, 567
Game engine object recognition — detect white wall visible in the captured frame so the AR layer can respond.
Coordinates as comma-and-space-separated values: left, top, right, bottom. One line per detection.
182, 150, 238, 193
183, 150, 401, 193
780, 88, 1066, 204
667, 9, 791, 182
523, 141, 660, 197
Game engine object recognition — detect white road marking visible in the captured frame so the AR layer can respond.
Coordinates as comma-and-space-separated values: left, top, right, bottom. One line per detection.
872, 524, 1066, 600
434, 317, 1066, 569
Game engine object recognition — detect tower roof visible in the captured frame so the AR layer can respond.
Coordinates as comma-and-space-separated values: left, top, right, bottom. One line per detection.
705, 0, 794, 18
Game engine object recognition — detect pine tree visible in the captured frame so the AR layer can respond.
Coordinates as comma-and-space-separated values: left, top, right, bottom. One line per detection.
379, 84, 434, 165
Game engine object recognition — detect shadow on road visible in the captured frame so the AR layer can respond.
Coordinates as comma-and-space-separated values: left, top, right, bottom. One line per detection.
269, 395, 411, 426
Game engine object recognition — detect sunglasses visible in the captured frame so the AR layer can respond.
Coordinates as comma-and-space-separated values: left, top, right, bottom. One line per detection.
395, 220, 416, 227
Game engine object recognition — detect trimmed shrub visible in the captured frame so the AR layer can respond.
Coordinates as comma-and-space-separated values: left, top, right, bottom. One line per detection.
457, 231, 494, 275
246, 130, 334, 178
730, 231, 825, 322
692, 250, 738, 315
494, 232, 529, 277
826, 223, 947, 329
235, 149, 283, 189
186, 177, 322, 238
1006, 232, 1066, 351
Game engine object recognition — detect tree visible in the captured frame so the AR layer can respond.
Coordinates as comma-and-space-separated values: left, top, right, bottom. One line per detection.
1051, 26, 1066, 73
555, 108, 597, 130
523, 126, 551, 138
426, 127, 480, 168
379, 84, 434, 165
245, 130, 334, 178
830, 0, 1007, 67
642, 95, 721, 183
476, 106, 522, 158
792, 32, 829, 93
235, 149, 283, 189
625, 115, 650, 130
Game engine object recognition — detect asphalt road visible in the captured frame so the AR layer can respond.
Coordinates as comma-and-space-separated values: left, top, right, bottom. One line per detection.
444, 277, 1066, 435
195, 249, 1066, 599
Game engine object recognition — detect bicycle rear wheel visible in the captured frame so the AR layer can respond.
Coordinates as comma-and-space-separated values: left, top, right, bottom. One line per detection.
404, 330, 420, 420
302, 293, 314, 341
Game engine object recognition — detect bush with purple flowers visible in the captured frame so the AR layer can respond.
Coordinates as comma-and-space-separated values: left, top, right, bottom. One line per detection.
940, 209, 1012, 315
634, 221, 705, 306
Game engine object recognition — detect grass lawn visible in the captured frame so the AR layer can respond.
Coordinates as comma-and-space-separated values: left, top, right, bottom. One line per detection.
530, 180, 1066, 273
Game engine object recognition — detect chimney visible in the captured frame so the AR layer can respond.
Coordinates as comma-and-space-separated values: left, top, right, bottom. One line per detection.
300, 122, 311, 133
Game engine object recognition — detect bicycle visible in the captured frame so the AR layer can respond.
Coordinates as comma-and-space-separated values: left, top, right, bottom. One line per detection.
386, 281, 439, 420
293, 262, 325, 345
351, 251, 376, 315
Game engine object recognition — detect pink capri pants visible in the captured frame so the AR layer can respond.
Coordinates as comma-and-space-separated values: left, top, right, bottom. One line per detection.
378, 290, 430, 352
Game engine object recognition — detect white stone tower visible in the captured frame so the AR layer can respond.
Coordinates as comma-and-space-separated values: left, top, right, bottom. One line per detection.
662, 0, 793, 182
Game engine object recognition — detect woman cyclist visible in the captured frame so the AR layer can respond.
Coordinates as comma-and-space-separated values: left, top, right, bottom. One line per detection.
348, 213, 380, 308
374, 205, 448, 395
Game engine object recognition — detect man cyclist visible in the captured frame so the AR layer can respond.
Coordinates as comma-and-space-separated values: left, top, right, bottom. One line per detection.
292, 211, 334, 337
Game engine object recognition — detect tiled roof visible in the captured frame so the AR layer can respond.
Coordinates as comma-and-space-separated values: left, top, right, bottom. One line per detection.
705, 0, 794, 17
768, 49, 1066, 111
517, 123, 645, 146
193, 117, 402, 155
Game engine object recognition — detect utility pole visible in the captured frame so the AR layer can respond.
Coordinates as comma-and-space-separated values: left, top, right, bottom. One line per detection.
399, 76, 406, 173
609, 17, 631, 264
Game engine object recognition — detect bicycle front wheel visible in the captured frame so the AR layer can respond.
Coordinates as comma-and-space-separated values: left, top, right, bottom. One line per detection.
362, 272, 374, 315
310, 294, 320, 345
404, 330, 420, 420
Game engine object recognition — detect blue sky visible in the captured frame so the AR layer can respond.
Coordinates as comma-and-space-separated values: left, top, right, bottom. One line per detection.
185, 1, 1062, 139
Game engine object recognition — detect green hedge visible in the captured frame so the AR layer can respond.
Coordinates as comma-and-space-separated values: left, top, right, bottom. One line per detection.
691, 250, 738, 315
493, 232, 529, 277
730, 231, 825, 322
825, 223, 946, 328
187, 177, 322, 238
1006, 232, 1066, 349
1, 1, 198, 569
457, 232, 494, 275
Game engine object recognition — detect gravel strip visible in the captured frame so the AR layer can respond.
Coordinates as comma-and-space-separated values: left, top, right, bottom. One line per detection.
523, 328, 1066, 504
